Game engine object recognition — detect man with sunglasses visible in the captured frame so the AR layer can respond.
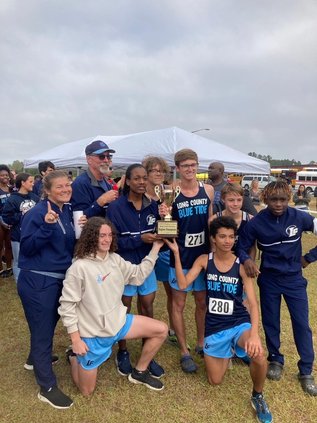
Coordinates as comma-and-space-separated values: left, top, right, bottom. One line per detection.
71, 140, 119, 218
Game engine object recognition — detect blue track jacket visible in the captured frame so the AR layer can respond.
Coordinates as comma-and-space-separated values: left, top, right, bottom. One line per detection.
18, 200, 76, 273
237, 206, 317, 275
107, 194, 159, 264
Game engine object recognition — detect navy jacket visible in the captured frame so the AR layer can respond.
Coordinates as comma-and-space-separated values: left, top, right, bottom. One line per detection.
71, 169, 113, 218
18, 200, 76, 273
107, 194, 159, 264
2, 192, 39, 241
237, 206, 317, 276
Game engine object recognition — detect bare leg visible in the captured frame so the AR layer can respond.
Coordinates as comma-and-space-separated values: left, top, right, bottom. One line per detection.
69, 357, 98, 396
238, 330, 267, 392
118, 295, 133, 351
193, 290, 206, 348
163, 281, 174, 331
171, 289, 189, 355
124, 315, 168, 370
138, 292, 156, 318
204, 355, 230, 385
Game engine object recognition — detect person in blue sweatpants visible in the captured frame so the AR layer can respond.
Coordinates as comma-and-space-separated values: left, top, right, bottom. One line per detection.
237, 180, 317, 396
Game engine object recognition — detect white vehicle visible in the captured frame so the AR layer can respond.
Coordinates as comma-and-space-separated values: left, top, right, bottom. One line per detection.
295, 168, 317, 194
241, 175, 276, 190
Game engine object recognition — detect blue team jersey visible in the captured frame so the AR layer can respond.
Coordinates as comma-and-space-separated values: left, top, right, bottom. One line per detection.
205, 252, 250, 337
170, 182, 211, 268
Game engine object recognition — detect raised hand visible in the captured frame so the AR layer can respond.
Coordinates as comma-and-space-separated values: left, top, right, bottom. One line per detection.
44, 201, 59, 224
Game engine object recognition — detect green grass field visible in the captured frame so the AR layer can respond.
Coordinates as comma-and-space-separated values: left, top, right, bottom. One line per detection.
1, 233, 317, 423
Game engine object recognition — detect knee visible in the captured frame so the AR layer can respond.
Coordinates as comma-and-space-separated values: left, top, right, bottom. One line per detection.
207, 374, 223, 386
158, 321, 169, 338
251, 355, 267, 368
172, 298, 186, 313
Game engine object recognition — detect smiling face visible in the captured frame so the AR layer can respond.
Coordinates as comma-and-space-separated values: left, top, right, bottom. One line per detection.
46, 176, 72, 207
0, 170, 10, 187
98, 224, 113, 256
176, 159, 198, 182
223, 192, 243, 214
147, 163, 165, 186
87, 153, 112, 177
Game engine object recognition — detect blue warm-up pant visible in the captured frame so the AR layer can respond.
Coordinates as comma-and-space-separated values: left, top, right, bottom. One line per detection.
258, 272, 314, 375
18, 270, 64, 390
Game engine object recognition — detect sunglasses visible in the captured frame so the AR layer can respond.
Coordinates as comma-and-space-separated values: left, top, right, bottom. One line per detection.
92, 153, 113, 160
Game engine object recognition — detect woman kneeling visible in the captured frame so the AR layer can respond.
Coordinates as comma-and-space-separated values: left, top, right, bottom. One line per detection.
58, 217, 167, 395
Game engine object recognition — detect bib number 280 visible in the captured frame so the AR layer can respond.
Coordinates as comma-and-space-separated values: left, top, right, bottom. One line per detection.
208, 298, 233, 315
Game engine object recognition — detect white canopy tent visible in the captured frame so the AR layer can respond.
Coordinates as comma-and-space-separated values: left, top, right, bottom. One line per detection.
24, 127, 270, 174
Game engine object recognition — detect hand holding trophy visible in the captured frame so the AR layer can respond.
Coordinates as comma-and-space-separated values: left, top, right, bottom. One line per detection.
155, 184, 181, 237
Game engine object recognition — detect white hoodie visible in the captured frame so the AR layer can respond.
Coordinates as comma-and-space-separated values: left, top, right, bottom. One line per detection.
58, 250, 158, 338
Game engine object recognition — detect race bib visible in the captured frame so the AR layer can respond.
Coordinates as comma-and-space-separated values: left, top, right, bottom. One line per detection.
184, 231, 205, 247
208, 298, 234, 315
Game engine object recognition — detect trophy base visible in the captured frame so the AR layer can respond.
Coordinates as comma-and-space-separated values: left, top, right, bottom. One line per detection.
156, 220, 178, 238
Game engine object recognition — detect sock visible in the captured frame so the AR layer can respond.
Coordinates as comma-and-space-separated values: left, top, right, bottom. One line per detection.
252, 389, 262, 398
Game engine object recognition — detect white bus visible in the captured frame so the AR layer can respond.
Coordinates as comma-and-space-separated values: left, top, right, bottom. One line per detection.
295, 168, 317, 194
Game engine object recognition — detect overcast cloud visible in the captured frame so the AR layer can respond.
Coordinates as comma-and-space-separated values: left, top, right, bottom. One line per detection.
1, 0, 316, 165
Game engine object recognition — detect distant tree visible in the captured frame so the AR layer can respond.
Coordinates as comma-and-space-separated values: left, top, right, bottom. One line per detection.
9, 160, 24, 173
248, 153, 302, 166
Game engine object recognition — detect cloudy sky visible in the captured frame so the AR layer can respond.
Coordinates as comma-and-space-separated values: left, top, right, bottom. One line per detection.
1, 0, 316, 165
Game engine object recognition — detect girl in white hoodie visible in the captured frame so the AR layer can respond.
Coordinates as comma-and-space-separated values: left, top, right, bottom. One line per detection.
59, 217, 167, 396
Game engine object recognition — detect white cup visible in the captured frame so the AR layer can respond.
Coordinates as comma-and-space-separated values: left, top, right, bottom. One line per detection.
73, 211, 84, 239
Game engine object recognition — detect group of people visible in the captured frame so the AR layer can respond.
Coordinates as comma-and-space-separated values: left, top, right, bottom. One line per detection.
1, 141, 317, 423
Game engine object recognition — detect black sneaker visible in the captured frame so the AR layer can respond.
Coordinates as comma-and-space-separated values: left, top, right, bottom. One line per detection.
0, 268, 13, 278
128, 368, 164, 391
38, 386, 73, 409
116, 349, 132, 376
65, 347, 77, 364
24, 355, 59, 371
148, 359, 165, 378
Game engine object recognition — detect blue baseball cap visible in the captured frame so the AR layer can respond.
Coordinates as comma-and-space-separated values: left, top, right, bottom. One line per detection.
85, 140, 115, 155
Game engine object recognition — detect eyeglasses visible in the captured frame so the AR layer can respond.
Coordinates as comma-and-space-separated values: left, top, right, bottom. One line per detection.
92, 153, 113, 160
179, 162, 198, 170
148, 169, 165, 175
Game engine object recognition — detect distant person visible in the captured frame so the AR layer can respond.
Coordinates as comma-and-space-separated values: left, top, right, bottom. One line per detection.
33, 161, 55, 197
207, 162, 257, 216
237, 180, 317, 396
165, 217, 273, 423
58, 217, 167, 395
249, 179, 261, 208
2, 173, 39, 281
293, 184, 311, 211
71, 140, 118, 218
0, 164, 13, 278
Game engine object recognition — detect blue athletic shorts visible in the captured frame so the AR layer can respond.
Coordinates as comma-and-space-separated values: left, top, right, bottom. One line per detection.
168, 267, 205, 292
204, 322, 251, 358
77, 314, 134, 370
155, 250, 170, 282
123, 270, 157, 297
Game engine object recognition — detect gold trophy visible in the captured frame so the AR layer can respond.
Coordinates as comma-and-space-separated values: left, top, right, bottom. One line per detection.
155, 184, 181, 237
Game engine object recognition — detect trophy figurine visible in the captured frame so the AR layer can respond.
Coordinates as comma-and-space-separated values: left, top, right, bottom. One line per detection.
155, 184, 181, 237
